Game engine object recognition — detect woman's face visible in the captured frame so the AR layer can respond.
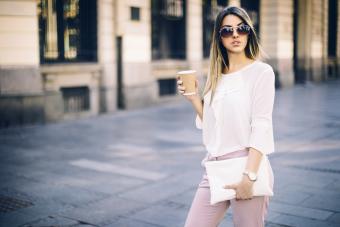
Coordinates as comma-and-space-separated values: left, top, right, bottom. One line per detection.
219, 15, 249, 54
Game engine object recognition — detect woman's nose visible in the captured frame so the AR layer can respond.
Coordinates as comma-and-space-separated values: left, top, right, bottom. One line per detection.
233, 29, 239, 37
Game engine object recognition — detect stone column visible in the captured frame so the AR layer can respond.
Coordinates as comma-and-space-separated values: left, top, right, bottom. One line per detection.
186, 0, 203, 85
98, 0, 117, 112
309, 0, 328, 82
260, 0, 295, 87
293, 0, 330, 82
0, 0, 44, 127
115, 0, 157, 109
228, 0, 240, 7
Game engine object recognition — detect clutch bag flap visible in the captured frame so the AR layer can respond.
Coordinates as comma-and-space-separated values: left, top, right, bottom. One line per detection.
204, 155, 273, 205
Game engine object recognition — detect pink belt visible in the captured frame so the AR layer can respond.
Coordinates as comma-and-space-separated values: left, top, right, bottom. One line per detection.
199, 148, 249, 188
207, 148, 249, 161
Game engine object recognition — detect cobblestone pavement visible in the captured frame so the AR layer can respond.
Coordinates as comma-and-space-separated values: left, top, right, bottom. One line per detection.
1, 79, 340, 227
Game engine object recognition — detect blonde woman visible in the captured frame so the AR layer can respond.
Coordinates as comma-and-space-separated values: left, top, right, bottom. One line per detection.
178, 6, 275, 227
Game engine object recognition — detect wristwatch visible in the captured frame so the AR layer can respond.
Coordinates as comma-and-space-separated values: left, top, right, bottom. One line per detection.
243, 170, 257, 182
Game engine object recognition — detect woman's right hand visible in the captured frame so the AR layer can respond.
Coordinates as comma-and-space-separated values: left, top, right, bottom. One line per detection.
176, 77, 201, 102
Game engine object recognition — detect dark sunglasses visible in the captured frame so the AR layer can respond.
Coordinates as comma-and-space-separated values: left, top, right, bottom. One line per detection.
219, 24, 251, 38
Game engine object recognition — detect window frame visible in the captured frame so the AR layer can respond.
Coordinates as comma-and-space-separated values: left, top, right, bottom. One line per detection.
38, 0, 98, 64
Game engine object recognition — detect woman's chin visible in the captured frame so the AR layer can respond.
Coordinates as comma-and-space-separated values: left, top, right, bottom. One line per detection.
227, 48, 245, 54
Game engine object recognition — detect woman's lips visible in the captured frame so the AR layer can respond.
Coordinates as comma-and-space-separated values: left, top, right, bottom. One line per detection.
232, 41, 241, 46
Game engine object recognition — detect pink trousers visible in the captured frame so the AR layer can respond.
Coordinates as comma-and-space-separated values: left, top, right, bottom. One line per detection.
184, 149, 272, 227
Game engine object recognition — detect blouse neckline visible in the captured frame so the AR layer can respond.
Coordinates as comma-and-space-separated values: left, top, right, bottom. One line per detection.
221, 60, 258, 78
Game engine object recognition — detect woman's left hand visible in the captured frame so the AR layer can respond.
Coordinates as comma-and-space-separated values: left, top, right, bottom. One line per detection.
224, 175, 254, 200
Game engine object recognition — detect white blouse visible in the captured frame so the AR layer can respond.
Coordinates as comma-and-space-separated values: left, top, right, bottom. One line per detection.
196, 60, 275, 157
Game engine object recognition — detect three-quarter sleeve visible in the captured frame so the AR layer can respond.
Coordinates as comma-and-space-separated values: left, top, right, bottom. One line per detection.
248, 68, 275, 155
195, 114, 202, 130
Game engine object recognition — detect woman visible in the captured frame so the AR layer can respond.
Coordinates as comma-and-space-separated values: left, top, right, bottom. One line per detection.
177, 6, 275, 227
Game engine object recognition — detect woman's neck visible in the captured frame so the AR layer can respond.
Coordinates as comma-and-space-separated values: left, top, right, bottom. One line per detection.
228, 52, 251, 68
224, 52, 254, 73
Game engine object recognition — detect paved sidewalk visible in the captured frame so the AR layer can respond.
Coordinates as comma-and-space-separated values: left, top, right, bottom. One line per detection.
1, 79, 340, 227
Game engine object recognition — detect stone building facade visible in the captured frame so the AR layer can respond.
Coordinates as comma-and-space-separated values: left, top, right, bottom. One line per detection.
0, 0, 339, 127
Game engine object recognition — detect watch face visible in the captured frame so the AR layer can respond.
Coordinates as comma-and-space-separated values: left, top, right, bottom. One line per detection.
243, 171, 257, 181
249, 172, 257, 181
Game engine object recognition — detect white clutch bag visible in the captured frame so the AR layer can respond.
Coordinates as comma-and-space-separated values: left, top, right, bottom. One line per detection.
204, 155, 274, 205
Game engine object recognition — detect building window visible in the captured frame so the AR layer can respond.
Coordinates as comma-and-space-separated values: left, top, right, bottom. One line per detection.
131, 7, 140, 21
61, 86, 90, 113
241, 0, 260, 36
328, 0, 338, 57
202, 0, 228, 58
158, 79, 177, 96
37, 0, 97, 63
151, 0, 186, 60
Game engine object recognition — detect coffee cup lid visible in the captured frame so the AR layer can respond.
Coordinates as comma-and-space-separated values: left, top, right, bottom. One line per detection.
177, 70, 196, 74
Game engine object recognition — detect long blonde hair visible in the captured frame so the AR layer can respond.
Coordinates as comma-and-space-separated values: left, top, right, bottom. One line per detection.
203, 6, 267, 105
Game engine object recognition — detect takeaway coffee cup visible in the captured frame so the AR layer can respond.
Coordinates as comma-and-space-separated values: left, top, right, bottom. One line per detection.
177, 70, 197, 96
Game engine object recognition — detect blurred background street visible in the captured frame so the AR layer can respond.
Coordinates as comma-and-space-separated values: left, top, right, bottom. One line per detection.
1, 79, 340, 226
1, 0, 339, 127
